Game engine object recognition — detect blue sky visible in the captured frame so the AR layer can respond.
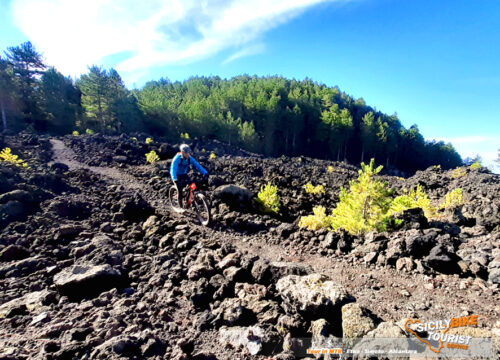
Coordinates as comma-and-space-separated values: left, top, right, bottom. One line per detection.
1, 0, 499, 170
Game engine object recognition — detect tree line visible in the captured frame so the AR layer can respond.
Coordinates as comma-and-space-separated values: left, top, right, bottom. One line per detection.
0, 42, 463, 173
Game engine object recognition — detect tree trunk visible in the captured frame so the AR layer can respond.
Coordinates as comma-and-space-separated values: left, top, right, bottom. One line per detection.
0, 99, 6, 133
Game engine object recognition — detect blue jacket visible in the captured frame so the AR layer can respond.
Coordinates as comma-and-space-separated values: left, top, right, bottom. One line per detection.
170, 153, 208, 181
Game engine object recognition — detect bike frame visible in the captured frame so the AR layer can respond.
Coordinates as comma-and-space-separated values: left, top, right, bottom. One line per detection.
186, 182, 197, 207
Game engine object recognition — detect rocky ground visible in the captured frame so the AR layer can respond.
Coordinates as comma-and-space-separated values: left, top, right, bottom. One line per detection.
0, 133, 498, 359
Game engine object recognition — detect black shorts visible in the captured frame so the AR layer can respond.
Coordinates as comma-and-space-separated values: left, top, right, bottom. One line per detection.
174, 174, 191, 191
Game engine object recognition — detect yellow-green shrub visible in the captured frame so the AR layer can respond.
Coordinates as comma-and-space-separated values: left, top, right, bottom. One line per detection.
388, 184, 435, 219
303, 182, 325, 195
85, 129, 94, 135
0, 148, 29, 168
257, 182, 280, 213
439, 188, 464, 209
298, 206, 333, 230
72, 130, 79, 136
330, 159, 393, 234
452, 167, 467, 178
209, 152, 217, 160
145, 137, 154, 144
145, 150, 159, 164
180, 132, 190, 139
327, 165, 334, 173
131, 137, 137, 141
470, 161, 481, 170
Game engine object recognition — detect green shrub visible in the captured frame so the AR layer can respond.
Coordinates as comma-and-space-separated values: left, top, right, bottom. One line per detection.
298, 206, 333, 230
0, 147, 29, 168
304, 182, 325, 195
439, 188, 464, 209
145, 150, 159, 164
180, 132, 190, 140
209, 152, 217, 160
330, 159, 393, 234
257, 182, 280, 213
145, 137, 154, 144
131, 137, 137, 141
72, 130, 79, 136
327, 165, 334, 173
85, 129, 95, 135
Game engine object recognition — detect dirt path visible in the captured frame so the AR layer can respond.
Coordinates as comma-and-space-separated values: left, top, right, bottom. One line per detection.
49, 139, 500, 330
50, 139, 143, 190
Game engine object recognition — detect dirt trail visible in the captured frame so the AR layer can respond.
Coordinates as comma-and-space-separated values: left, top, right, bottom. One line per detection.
49, 139, 499, 329
50, 139, 143, 190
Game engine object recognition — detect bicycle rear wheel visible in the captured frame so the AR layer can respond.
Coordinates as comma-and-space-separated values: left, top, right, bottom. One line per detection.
193, 192, 211, 226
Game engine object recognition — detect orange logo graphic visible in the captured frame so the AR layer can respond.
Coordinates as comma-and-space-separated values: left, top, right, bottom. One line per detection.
404, 315, 476, 354
404, 319, 448, 353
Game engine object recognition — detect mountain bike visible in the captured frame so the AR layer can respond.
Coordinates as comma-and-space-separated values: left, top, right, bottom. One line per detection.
169, 179, 211, 226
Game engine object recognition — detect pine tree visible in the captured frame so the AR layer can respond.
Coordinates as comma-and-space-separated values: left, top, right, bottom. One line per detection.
4, 41, 46, 130
40, 68, 80, 134
330, 159, 393, 234
238, 120, 258, 151
360, 111, 376, 163
0, 56, 21, 136
78, 66, 110, 131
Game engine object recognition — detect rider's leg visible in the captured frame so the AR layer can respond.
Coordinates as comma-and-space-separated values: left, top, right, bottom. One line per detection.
176, 175, 187, 208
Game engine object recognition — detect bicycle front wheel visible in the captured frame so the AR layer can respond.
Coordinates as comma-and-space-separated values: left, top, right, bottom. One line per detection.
193, 192, 211, 226
169, 185, 184, 213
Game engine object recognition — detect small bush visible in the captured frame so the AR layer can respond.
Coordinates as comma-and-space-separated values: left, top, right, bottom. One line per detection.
388, 184, 435, 219
298, 206, 333, 230
145, 137, 154, 144
131, 137, 137, 141
432, 165, 441, 170
85, 129, 95, 135
303, 182, 325, 195
440, 188, 464, 209
0, 148, 29, 168
209, 152, 217, 160
327, 165, 334, 173
257, 182, 280, 213
470, 161, 481, 170
297, 157, 302, 163
145, 150, 159, 164
72, 130, 79, 136
452, 167, 467, 178
330, 159, 393, 235
180, 132, 190, 140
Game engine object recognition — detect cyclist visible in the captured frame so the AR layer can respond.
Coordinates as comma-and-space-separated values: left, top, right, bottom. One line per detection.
170, 144, 208, 210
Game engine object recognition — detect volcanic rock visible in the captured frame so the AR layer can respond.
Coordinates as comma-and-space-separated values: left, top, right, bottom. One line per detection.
53, 264, 123, 300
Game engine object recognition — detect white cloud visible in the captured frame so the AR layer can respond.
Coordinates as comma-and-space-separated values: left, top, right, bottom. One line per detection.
222, 43, 265, 65
11, 0, 337, 80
